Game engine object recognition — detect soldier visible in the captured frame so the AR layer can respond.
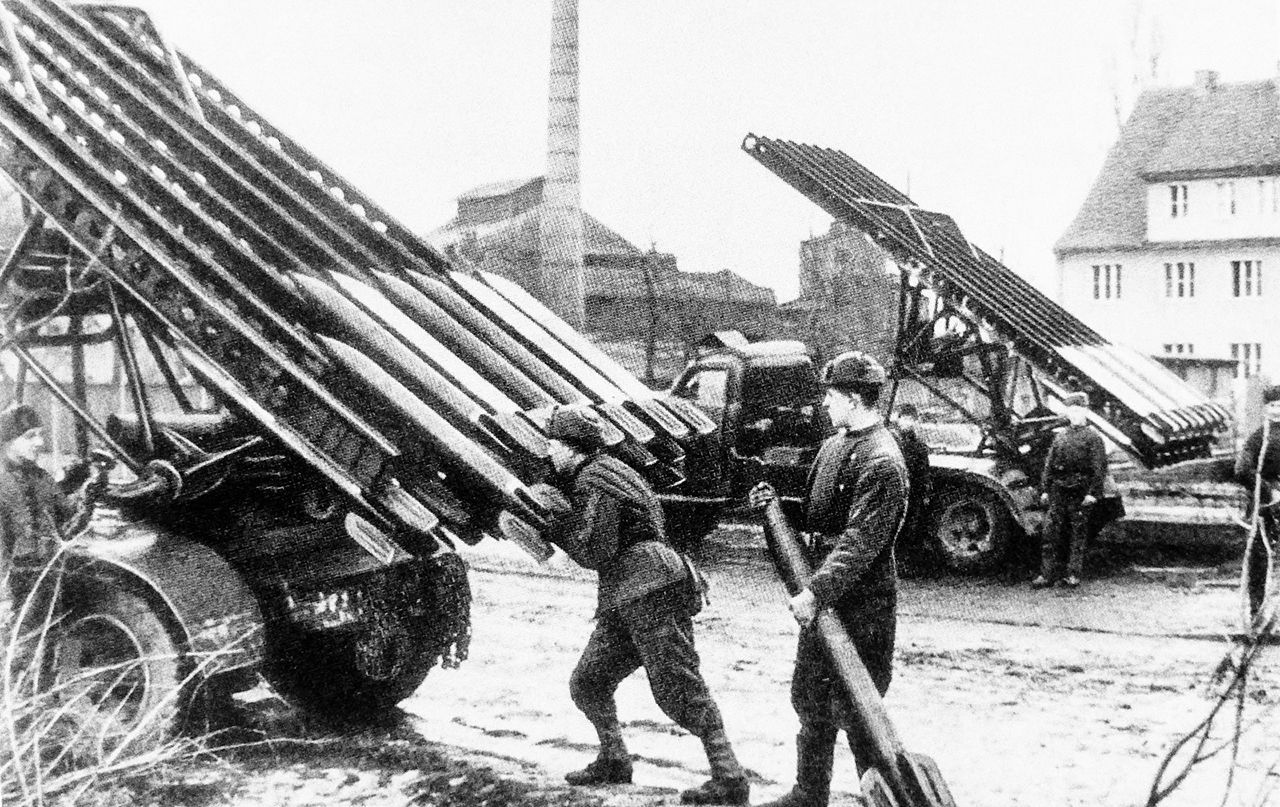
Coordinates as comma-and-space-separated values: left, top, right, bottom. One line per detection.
0, 404, 96, 616
750, 351, 908, 807
1233, 384, 1280, 620
542, 405, 749, 806
889, 404, 931, 576
1032, 392, 1107, 590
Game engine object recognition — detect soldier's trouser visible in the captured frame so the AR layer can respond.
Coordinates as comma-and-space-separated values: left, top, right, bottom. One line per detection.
790, 603, 895, 778
1041, 487, 1090, 580
570, 595, 731, 756
1247, 511, 1276, 620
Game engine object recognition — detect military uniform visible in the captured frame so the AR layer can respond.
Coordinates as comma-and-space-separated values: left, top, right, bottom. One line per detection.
546, 405, 746, 805
791, 421, 907, 785
1038, 422, 1106, 584
889, 423, 931, 573
1234, 419, 1280, 618
0, 402, 83, 612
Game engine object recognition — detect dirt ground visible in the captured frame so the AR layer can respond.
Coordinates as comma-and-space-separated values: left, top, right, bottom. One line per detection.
112, 526, 1280, 807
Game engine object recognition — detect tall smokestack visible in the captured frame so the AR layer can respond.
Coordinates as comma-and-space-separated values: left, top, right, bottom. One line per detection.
538, 0, 585, 329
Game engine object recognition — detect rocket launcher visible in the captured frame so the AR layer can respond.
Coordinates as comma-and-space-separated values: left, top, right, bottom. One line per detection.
48, 0, 685, 467
2, 0, 678, 481
0, 1, 692, 561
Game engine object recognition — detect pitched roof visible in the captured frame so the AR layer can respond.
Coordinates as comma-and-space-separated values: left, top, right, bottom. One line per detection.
424, 180, 772, 306
1145, 80, 1280, 178
1055, 76, 1280, 256
427, 205, 642, 257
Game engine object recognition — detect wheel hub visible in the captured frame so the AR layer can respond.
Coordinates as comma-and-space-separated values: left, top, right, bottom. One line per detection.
55, 613, 150, 731
938, 501, 994, 560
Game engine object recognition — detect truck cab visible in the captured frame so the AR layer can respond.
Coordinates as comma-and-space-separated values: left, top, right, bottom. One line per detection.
663, 332, 826, 545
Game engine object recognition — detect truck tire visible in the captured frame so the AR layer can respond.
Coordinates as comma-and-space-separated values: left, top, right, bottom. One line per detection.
268, 621, 438, 722
48, 588, 186, 757
928, 485, 1013, 574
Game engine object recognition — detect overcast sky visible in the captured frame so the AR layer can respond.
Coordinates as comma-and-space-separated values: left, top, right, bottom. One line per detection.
135, 1, 1279, 302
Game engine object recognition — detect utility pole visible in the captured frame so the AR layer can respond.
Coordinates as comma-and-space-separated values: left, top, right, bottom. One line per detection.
538, 0, 586, 330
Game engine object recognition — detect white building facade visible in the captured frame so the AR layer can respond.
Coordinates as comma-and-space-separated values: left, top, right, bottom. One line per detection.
1056, 70, 1280, 384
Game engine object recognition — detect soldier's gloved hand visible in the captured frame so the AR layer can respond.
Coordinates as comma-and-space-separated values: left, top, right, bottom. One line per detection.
1082, 494, 1097, 506
789, 589, 817, 628
747, 481, 777, 510
1039, 492, 1049, 506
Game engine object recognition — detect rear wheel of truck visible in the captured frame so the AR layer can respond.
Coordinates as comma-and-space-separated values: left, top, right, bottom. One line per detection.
46, 588, 186, 759
928, 486, 1013, 574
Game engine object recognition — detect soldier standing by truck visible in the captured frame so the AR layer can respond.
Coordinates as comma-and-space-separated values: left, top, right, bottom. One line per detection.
1233, 385, 1280, 620
1032, 393, 1107, 590
540, 405, 750, 806
0, 404, 101, 619
889, 403, 931, 577
750, 351, 908, 807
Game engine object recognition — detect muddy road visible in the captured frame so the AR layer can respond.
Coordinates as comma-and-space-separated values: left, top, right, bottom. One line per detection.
401, 528, 1279, 807
145, 526, 1279, 807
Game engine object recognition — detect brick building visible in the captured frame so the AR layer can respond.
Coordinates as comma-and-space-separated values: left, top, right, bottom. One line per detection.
429, 176, 777, 385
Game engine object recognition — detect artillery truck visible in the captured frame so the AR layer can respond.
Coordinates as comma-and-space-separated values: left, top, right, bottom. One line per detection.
661, 135, 1232, 573
0, 0, 712, 748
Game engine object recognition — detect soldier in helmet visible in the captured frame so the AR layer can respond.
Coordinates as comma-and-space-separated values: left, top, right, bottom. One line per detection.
750, 351, 908, 807
542, 405, 749, 806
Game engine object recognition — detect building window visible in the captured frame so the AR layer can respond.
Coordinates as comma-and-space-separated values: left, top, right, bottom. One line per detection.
1164, 262, 1195, 297
1092, 264, 1121, 300
1259, 178, 1279, 215
1232, 342, 1263, 378
1232, 260, 1263, 297
1169, 184, 1188, 218
1163, 343, 1194, 355
1217, 180, 1237, 216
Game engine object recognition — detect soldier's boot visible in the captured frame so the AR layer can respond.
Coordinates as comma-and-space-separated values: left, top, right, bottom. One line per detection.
757, 728, 836, 807
680, 728, 750, 804
566, 723, 632, 785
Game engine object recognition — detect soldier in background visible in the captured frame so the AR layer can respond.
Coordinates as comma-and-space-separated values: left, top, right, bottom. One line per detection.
750, 351, 908, 807
1233, 385, 1280, 620
889, 403, 932, 577
0, 404, 103, 617
542, 405, 749, 806
1032, 392, 1107, 590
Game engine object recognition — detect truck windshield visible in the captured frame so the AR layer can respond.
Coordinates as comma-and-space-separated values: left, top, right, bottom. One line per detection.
673, 367, 729, 420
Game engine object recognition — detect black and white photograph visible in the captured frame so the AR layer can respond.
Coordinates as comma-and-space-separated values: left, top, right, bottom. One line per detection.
0, 1, 1277, 805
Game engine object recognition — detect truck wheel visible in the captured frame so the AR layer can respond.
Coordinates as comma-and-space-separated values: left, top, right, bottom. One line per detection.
268, 622, 438, 722
48, 588, 185, 758
928, 486, 1012, 574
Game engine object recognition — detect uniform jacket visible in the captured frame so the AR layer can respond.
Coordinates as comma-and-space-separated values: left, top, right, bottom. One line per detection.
802, 421, 908, 615
547, 453, 687, 613
0, 459, 75, 570
1040, 424, 1107, 497
890, 425, 931, 525
1235, 423, 1280, 511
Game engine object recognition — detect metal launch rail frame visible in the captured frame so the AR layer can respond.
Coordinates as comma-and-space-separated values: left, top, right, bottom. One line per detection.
743, 134, 1230, 468
0, 0, 712, 564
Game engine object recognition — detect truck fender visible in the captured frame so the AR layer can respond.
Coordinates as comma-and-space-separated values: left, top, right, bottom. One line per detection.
67, 511, 266, 678
929, 462, 1034, 535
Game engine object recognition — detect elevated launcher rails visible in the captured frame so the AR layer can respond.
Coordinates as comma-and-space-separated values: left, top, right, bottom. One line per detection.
742, 134, 1231, 471
0, 3, 723, 718
0, 0, 715, 567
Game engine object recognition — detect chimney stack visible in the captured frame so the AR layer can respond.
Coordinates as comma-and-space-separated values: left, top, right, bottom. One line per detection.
538, 0, 586, 330
1193, 69, 1219, 94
